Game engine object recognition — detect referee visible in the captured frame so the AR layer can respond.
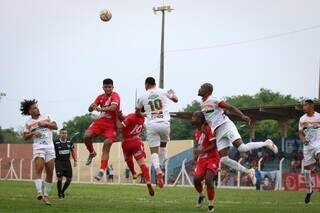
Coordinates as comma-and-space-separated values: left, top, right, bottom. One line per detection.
54, 128, 77, 199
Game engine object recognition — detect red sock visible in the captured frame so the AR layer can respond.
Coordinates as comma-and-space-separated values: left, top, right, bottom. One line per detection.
85, 140, 94, 153
100, 160, 108, 171
195, 182, 203, 194
207, 185, 215, 201
126, 157, 136, 176
140, 164, 150, 182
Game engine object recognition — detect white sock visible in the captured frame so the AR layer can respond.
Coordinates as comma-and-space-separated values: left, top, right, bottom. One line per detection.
304, 170, 313, 193
34, 179, 42, 193
43, 181, 52, 197
220, 156, 249, 173
151, 153, 160, 170
159, 147, 167, 166
237, 142, 266, 152
208, 200, 214, 206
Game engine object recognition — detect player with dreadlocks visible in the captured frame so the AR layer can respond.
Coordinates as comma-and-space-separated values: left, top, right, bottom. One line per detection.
20, 99, 58, 205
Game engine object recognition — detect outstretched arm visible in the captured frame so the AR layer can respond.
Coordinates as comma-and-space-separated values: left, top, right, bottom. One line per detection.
223, 103, 251, 125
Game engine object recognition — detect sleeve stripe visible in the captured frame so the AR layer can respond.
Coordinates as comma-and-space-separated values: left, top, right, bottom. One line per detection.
111, 102, 119, 105
121, 122, 127, 127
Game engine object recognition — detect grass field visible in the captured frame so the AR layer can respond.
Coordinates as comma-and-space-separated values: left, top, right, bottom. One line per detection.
0, 181, 319, 213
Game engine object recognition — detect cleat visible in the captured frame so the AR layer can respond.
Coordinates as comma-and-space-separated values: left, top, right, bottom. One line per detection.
265, 139, 278, 154
305, 191, 313, 204
58, 194, 63, 200
42, 196, 51, 205
156, 172, 164, 188
208, 205, 214, 212
132, 173, 141, 180
36, 192, 43, 200
248, 168, 257, 185
94, 170, 104, 181
85, 151, 97, 166
196, 195, 205, 208
147, 183, 155, 196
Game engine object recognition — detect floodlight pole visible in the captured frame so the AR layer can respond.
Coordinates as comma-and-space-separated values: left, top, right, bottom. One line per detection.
153, 5, 173, 89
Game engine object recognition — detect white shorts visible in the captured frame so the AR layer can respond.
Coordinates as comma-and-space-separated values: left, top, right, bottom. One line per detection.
33, 147, 56, 163
215, 121, 241, 151
303, 144, 320, 166
146, 122, 170, 148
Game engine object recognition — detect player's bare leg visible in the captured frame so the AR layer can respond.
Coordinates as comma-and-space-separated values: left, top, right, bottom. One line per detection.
84, 130, 97, 165
34, 157, 45, 201
150, 146, 164, 188
219, 147, 256, 185
42, 159, 54, 205
193, 176, 205, 208
136, 158, 154, 196
205, 171, 216, 212
95, 139, 112, 181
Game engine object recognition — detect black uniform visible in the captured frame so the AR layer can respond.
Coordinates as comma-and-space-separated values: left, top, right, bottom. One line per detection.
54, 139, 74, 178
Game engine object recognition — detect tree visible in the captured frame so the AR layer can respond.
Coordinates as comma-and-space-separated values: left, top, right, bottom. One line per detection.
0, 127, 24, 143
62, 114, 97, 143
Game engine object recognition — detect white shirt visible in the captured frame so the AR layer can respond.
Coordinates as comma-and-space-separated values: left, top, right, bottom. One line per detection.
137, 88, 172, 125
201, 95, 230, 130
299, 111, 320, 148
24, 114, 54, 150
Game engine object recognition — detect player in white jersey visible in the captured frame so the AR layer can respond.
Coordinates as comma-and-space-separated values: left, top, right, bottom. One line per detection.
136, 77, 178, 188
198, 83, 278, 184
20, 99, 58, 205
298, 99, 320, 204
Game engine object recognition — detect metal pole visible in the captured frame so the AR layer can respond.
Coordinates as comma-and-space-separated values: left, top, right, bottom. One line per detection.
159, 10, 165, 89
237, 158, 243, 188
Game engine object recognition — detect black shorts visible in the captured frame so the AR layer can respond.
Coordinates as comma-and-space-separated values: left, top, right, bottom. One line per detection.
55, 160, 72, 178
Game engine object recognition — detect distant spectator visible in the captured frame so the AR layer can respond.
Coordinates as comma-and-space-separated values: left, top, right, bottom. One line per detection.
107, 165, 114, 182
290, 152, 301, 173
255, 168, 262, 191
125, 166, 130, 182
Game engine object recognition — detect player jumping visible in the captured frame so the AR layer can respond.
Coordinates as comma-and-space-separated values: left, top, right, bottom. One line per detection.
83, 78, 120, 181
116, 109, 155, 196
136, 77, 178, 188
21, 99, 58, 205
298, 99, 320, 204
192, 111, 220, 213
198, 83, 278, 184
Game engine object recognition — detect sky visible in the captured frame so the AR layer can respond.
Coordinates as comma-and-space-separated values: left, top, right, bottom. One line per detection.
1, 0, 320, 130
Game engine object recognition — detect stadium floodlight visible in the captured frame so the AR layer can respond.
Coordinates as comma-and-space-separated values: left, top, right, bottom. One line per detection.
153, 5, 174, 89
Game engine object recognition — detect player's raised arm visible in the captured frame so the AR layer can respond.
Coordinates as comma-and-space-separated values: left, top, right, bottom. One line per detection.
222, 102, 251, 125
167, 89, 178, 103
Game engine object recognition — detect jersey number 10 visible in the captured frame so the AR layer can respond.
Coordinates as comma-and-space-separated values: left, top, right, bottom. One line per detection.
148, 99, 163, 112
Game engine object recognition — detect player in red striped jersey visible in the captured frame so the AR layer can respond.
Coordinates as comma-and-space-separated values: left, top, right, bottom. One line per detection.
117, 109, 154, 196
192, 111, 220, 213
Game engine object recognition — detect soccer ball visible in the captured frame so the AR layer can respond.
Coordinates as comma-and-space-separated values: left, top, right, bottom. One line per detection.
100, 9, 112, 22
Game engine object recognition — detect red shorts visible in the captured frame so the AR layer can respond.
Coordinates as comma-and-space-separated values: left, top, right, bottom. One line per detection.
194, 157, 219, 178
122, 139, 146, 161
87, 118, 117, 141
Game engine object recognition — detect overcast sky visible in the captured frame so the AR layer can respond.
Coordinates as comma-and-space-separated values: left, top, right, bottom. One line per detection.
1, 0, 320, 130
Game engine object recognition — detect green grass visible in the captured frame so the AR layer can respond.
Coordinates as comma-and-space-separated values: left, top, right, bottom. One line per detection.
0, 181, 319, 213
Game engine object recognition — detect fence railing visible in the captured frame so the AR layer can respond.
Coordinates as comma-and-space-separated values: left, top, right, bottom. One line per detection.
0, 156, 308, 191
